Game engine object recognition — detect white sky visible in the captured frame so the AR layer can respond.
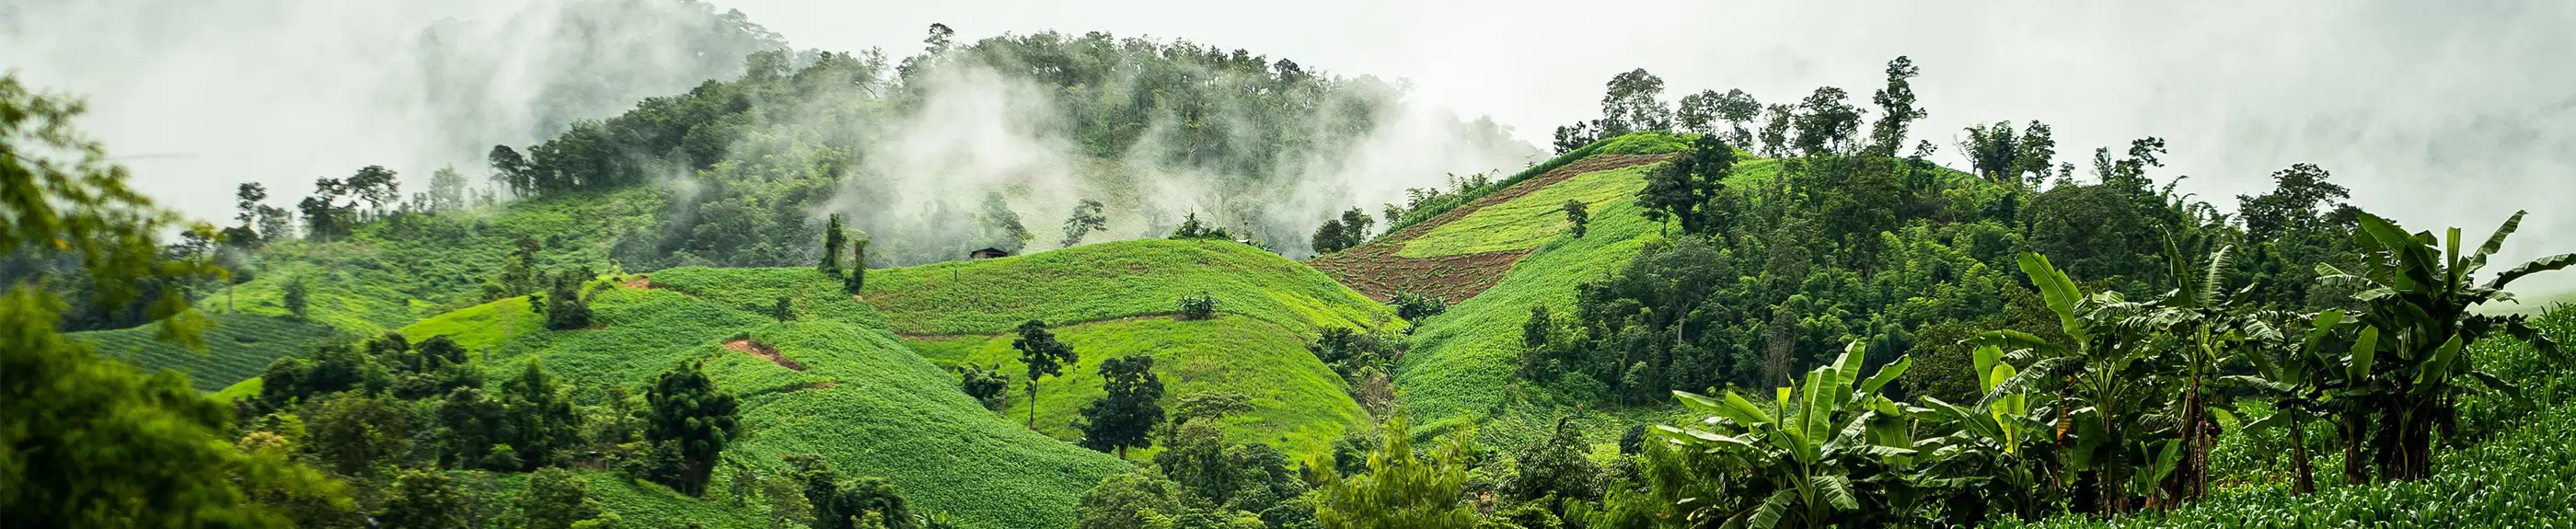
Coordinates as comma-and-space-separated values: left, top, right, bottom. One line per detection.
8, 0, 2575, 292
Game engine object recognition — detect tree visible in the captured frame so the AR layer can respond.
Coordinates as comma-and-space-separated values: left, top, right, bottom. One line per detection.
1311, 218, 1351, 254
1758, 103, 1795, 157
344, 165, 401, 216
846, 233, 870, 295
1553, 120, 1603, 155
305, 391, 414, 477
1563, 201, 1589, 238
1014, 320, 1080, 429
1177, 291, 1219, 320
378, 469, 470, 529
980, 192, 1030, 253
489, 144, 532, 197
957, 362, 1011, 411
501, 360, 582, 470
1391, 293, 1447, 323
1675, 89, 1722, 135
822, 213, 847, 274
541, 267, 594, 330
1714, 88, 1763, 147
1600, 69, 1671, 136
766, 472, 816, 529
427, 166, 469, 213
1076, 471, 1187, 529
1866, 56, 1926, 156
773, 296, 795, 322
519, 466, 618, 529
1504, 418, 1603, 505
1792, 87, 1862, 155
1062, 199, 1108, 247
283, 276, 309, 320
1080, 355, 1166, 458
1340, 207, 1375, 244
1311, 416, 1476, 529
1636, 134, 1736, 236
645, 360, 742, 495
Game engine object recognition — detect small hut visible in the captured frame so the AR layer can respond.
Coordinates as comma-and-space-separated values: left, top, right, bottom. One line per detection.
968, 247, 1011, 259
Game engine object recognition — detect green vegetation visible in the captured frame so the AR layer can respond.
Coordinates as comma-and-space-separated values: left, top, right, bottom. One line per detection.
910, 316, 1368, 460
74, 313, 337, 391
1397, 164, 1655, 258
861, 238, 1394, 335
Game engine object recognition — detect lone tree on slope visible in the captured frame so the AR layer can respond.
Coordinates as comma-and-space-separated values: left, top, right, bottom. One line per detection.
1013, 320, 1079, 429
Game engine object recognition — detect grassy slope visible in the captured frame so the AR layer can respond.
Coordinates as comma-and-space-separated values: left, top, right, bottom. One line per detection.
823, 238, 1390, 461
859, 238, 1395, 335
1396, 163, 1658, 259
378, 276, 1127, 529
1392, 159, 1785, 444
72, 313, 339, 391
908, 315, 1366, 459
209, 186, 660, 336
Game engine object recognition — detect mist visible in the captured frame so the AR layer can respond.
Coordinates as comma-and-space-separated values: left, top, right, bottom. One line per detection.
8, 0, 2573, 291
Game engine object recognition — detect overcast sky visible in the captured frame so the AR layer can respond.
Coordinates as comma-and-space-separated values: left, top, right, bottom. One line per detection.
8, 0, 2573, 291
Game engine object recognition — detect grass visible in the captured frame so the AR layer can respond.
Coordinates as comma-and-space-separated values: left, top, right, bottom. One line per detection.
271, 273, 1132, 528
1397, 164, 1657, 258
859, 238, 1396, 336
907, 314, 1367, 461
205, 185, 661, 336
73, 313, 340, 391
1392, 162, 1676, 441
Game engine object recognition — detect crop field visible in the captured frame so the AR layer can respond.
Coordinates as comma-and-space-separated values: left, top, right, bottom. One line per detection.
1311, 154, 1670, 304
906, 314, 1367, 461
1387, 160, 1678, 442
361, 279, 1132, 528
860, 238, 1395, 336
1398, 164, 1658, 258
75, 313, 340, 391
207, 185, 660, 335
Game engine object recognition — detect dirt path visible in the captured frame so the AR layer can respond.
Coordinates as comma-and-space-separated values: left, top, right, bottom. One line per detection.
620, 274, 653, 290
723, 339, 806, 371
1311, 153, 1669, 303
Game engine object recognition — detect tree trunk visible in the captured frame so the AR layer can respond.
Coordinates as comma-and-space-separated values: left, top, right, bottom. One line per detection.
1027, 385, 1039, 430
2342, 407, 2370, 485
2289, 416, 2316, 495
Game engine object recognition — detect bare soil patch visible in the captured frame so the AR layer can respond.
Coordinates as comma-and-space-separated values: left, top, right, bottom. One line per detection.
620, 275, 653, 290
1311, 154, 1669, 303
723, 339, 806, 371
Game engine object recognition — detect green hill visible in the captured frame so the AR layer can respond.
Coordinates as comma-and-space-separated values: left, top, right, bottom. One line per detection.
837, 238, 1393, 460
365, 275, 1130, 529
72, 313, 339, 391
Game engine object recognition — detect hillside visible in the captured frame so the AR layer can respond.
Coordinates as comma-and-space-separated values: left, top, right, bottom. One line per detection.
842, 238, 1394, 460
1311, 132, 1691, 303
256, 274, 1132, 529
72, 313, 338, 392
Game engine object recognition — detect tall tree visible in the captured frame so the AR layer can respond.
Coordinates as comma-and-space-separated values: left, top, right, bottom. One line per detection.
1866, 56, 1926, 157
1635, 134, 1736, 236
980, 192, 1031, 253
377, 469, 470, 529
1014, 320, 1080, 429
1562, 200, 1589, 238
1312, 218, 1351, 254
1675, 89, 1722, 135
427, 166, 468, 213
1714, 88, 1763, 147
1599, 69, 1671, 136
519, 467, 618, 529
1792, 87, 1862, 155
1079, 355, 1166, 458
1061, 199, 1108, 247
845, 233, 870, 295
1758, 104, 1796, 157
645, 360, 741, 496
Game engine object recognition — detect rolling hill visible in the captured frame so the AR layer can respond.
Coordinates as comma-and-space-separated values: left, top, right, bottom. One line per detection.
838, 238, 1396, 460
73, 313, 339, 392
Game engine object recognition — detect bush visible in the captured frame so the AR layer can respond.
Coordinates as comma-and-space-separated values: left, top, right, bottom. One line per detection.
1390, 292, 1448, 323
1176, 291, 1218, 320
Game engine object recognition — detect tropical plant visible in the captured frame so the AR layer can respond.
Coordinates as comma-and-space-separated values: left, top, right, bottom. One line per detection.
2314, 210, 2570, 481
1657, 343, 1923, 529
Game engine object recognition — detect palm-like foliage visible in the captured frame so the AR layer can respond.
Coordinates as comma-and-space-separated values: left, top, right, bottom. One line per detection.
1658, 343, 1921, 529
1977, 252, 2173, 514
1917, 343, 2052, 523
2314, 210, 2571, 480
2226, 308, 2377, 494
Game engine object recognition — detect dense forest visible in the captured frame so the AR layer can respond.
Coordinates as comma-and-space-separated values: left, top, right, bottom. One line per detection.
6, 6, 2575, 529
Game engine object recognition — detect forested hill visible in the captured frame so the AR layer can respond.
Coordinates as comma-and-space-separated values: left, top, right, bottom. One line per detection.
10, 7, 2576, 529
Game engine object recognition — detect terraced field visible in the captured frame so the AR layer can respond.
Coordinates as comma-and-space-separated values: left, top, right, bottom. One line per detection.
1311, 152, 1675, 304
75, 313, 339, 391
859, 238, 1393, 335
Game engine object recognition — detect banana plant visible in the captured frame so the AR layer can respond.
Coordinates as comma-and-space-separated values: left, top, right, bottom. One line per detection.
1976, 252, 2169, 514
1916, 343, 2052, 522
2227, 308, 2377, 494
1657, 343, 1920, 529
2316, 210, 2570, 481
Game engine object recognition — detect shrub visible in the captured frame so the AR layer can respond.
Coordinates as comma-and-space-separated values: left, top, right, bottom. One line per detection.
1176, 291, 1218, 320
